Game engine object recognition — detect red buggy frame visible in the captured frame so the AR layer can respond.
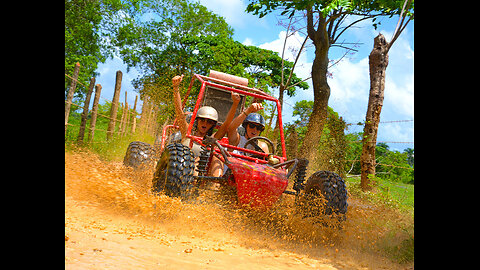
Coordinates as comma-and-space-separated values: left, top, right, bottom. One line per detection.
158, 72, 296, 209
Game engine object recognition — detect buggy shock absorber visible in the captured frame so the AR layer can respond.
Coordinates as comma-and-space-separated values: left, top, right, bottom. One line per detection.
293, 158, 309, 195
196, 147, 210, 176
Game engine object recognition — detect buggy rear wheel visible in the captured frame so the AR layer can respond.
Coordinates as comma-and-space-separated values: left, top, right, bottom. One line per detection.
123, 141, 157, 169
299, 171, 348, 224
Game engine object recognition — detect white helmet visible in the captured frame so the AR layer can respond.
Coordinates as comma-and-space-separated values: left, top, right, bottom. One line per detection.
197, 106, 218, 122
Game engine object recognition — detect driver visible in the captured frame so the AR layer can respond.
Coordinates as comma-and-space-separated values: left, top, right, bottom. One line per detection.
227, 102, 269, 155
172, 75, 241, 177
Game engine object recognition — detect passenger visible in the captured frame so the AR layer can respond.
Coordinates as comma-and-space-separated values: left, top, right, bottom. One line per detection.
172, 75, 240, 177
227, 102, 269, 155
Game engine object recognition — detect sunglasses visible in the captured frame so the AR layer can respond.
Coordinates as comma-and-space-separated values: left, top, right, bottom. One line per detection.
247, 122, 264, 131
197, 117, 216, 125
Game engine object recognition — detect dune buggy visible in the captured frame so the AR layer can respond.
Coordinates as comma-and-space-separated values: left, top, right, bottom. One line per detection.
124, 71, 347, 218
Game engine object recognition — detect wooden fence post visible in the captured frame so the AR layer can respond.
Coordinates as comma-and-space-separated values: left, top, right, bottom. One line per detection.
125, 103, 130, 136
88, 84, 102, 143
77, 77, 95, 145
131, 95, 138, 134
138, 95, 149, 134
118, 103, 125, 137
65, 62, 81, 136
107, 70, 122, 140
120, 91, 128, 136
125, 91, 130, 136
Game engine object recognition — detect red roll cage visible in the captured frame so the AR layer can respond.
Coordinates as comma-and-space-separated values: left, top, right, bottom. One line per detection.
160, 73, 287, 165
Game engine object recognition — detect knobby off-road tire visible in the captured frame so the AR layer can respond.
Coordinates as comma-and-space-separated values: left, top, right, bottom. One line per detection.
152, 143, 196, 199
123, 141, 157, 169
300, 170, 348, 224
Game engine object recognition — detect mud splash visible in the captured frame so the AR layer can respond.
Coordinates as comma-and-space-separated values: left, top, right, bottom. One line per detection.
65, 150, 413, 269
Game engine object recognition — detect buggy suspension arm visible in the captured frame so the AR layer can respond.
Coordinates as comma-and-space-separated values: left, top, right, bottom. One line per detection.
273, 159, 298, 179
193, 175, 229, 182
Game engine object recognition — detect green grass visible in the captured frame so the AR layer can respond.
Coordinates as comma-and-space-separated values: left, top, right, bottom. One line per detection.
378, 179, 414, 208
345, 176, 414, 213
65, 111, 156, 161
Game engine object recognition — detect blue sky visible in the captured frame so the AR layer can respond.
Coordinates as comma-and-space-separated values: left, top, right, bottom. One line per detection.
95, 0, 414, 151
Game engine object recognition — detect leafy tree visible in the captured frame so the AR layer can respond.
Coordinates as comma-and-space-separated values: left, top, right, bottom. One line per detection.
376, 148, 413, 184
65, 0, 146, 99
113, 0, 310, 125
115, 0, 233, 76
65, 0, 104, 99
342, 137, 414, 184
376, 142, 390, 158
116, 4, 308, 124
404, 147, 414, 167
183, 35, 308, 92
105, 0, 235, 124
292, 100, 314, 128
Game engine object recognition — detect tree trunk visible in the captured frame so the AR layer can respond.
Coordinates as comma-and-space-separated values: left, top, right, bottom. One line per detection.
76, 77, 95, 145
301, 49, 330, 163
131, 95, 138, 134
300, 9, 330, 166
65, 62, 81, 136
360, 34, 389, 191
107, 71, 122, 140
88, 84, 102, 143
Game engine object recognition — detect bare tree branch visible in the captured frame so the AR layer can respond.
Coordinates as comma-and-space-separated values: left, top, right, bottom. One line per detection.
285, 75, 311, 90
332, 14, 381, 45
387, 0, 413, 52
280, 17, 293, 86
285, 34, 309, 88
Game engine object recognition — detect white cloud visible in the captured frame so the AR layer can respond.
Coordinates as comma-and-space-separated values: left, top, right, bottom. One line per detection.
242, 38, 254, 46
383, 31, 414, 120
384, 73, 414, 119
328, 57, 370, 116
259, 31, 303, 61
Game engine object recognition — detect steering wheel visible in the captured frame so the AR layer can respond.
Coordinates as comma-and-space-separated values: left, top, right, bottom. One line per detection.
243, 136, 275, 159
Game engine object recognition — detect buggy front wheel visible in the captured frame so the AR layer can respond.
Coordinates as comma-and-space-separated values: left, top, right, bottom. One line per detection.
152, 143, 196, 199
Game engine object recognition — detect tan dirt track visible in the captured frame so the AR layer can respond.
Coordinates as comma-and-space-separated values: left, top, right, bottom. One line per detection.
65, 150, 412, 269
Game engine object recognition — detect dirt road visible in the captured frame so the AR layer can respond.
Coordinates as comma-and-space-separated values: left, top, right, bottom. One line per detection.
65, 150, 412, 269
